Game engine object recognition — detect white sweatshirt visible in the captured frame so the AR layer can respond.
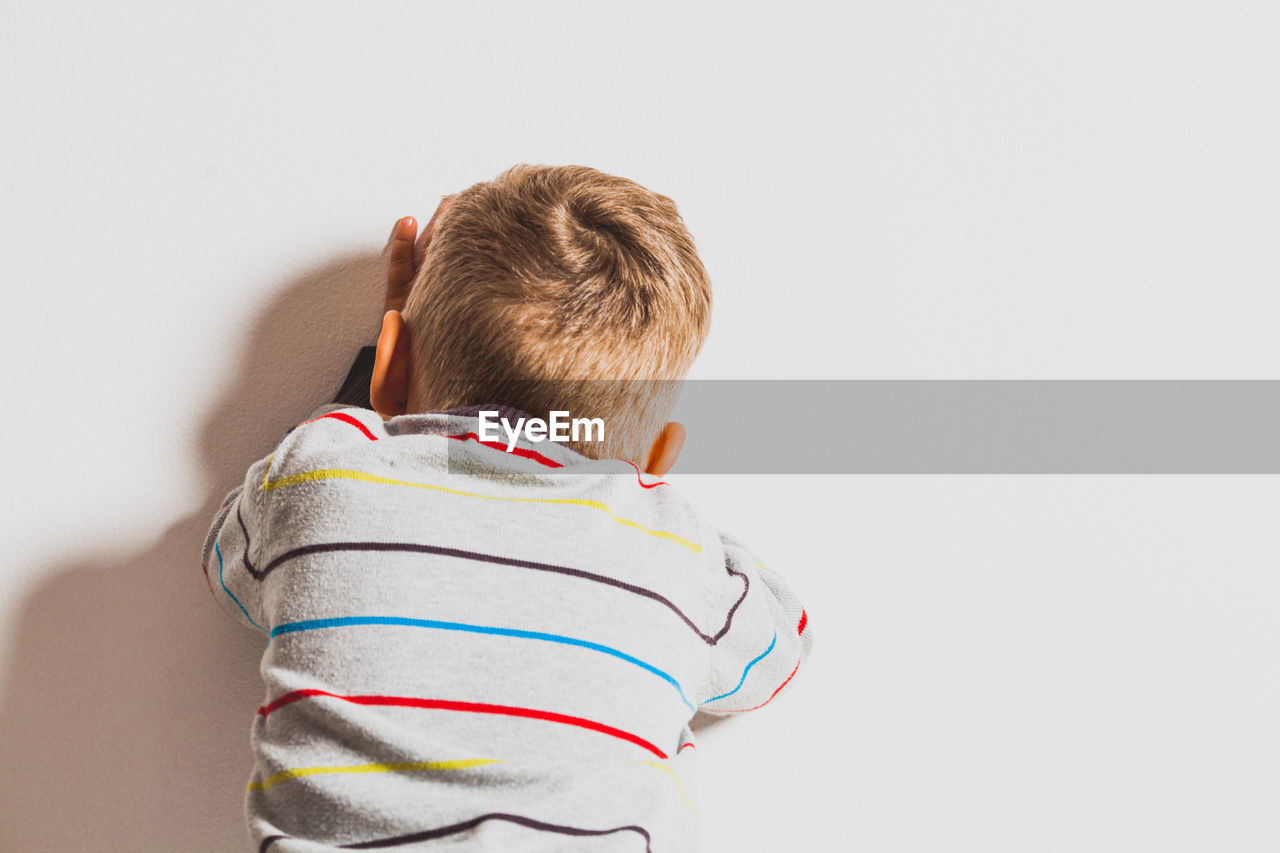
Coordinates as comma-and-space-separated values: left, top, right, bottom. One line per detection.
203, 405, 813, 852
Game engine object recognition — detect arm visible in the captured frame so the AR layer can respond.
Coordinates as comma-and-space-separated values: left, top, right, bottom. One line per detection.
305, 212, 418, 419
298, 345, 376, 424
329, 345, 377, 410
312, 203, 453, 420
698, 530, 814, 715
200, 455, 274, 635
202, 208, 453, 623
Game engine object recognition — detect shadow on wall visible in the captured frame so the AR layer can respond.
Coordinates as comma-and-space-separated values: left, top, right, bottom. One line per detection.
0, 245, 387, 852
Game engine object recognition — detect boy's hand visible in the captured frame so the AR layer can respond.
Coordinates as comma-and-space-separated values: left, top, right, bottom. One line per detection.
385, 196, 454, 313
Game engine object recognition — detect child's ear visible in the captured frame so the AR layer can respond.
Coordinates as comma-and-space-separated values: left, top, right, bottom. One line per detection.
643, 421, 686, 477
370, 310, 412, 417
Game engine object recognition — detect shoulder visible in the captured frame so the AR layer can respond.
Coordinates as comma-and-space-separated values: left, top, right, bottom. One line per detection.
262, 408, 408, 491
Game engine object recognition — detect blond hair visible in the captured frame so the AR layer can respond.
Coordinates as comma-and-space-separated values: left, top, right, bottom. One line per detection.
401, 165, 712, 461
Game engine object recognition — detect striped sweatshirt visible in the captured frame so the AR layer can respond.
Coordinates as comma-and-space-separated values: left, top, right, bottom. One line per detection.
202, 404, 813, 852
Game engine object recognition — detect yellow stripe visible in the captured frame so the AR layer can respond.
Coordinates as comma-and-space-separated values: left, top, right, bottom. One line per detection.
635, 760, 698, 818
247, 758, 500, 792
259, 462, 701, 552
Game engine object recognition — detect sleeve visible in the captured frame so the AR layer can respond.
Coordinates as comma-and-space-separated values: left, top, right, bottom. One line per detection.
202, 346, 374, 632
200, 454, 275, 636
697, 530, 814, 715
293, 343, 381, 425
287, 346, 379, 433
330, 345, 376, 410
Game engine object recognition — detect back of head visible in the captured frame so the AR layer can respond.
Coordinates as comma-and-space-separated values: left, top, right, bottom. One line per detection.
402, 165, 712, 461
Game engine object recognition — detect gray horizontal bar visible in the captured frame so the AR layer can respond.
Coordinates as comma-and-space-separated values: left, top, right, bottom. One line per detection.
440, 380, 1280, 474
667, 380, 1280, 474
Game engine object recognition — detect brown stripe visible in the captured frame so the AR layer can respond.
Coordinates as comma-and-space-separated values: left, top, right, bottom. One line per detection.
255, 539, 747, 645
260, 813, 652, 851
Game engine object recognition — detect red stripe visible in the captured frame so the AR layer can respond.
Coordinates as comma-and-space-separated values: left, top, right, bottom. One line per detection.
715, 656, 802, 714
302, 411, 380, 441
677, 742, 696, 752
797, 610, 808, 635
445, 434, 669, 488
623, 460, 667, 489
445, 433, 564, 468
300, 416, 666, 488
257, 689, 320, 717
257, 689, 667, 758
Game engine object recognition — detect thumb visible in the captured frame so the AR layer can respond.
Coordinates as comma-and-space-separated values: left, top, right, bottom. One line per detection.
386, 215, 419, 312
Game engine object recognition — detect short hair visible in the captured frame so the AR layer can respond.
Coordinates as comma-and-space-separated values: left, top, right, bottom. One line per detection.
401, 164, 712, 461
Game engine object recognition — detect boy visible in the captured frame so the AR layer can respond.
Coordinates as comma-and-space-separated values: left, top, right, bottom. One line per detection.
203, 165, 813, 851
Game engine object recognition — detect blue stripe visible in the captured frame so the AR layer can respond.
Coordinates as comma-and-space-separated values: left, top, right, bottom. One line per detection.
271, 615, 695, 713
216, 542, 265, 632
706, 631, 777, 702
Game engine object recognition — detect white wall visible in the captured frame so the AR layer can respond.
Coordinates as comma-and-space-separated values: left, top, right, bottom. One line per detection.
2, 2, 1277, 850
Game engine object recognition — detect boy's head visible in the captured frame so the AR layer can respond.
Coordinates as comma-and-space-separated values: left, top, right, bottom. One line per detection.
370, 165, 712, 471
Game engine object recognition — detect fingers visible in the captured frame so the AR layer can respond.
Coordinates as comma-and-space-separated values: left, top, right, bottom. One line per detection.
415, 194, 456, 269
385, 216, 418, 313
386, 196, 458, 313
